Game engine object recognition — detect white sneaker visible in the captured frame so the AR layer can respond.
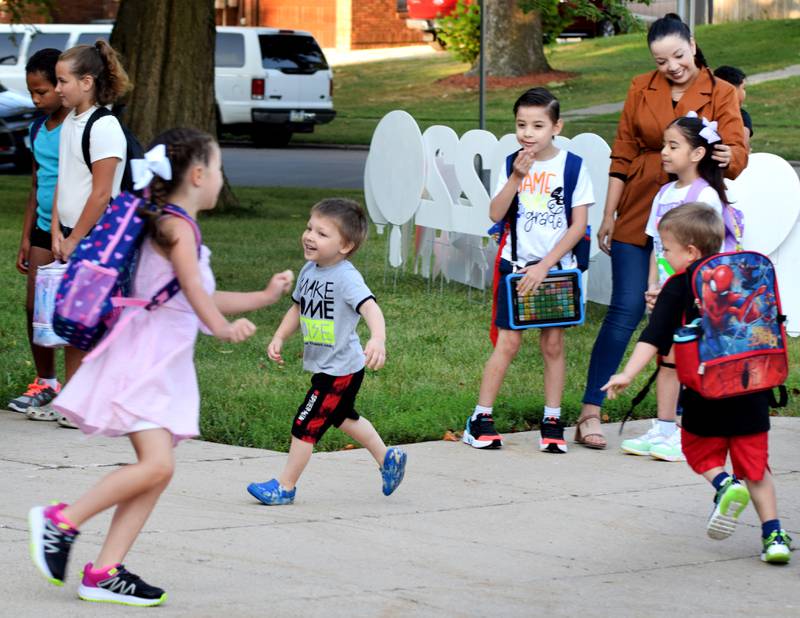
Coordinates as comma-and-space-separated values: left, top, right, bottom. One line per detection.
649, 430, 686, 462
620, 420, 662, 456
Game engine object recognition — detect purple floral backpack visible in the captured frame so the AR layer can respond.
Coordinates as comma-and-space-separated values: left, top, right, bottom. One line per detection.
53, 192, 200, 351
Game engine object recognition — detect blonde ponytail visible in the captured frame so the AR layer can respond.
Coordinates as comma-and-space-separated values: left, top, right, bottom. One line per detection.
59, 41, 131, 105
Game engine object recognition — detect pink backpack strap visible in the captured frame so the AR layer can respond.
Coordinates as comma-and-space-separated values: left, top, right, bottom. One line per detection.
161, 205, 202, 252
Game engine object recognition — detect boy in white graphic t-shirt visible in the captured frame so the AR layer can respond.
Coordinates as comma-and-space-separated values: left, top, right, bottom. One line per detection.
464, 87, 595, 453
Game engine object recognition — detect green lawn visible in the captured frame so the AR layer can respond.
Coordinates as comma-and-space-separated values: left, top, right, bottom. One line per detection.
296, 19, 800, 159
1, 178, 798, 452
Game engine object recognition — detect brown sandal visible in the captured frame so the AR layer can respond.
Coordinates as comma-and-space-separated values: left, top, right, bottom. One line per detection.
574, 411, 607, 450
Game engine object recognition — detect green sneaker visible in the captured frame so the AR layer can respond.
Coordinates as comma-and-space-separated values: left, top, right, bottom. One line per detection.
761, 530, 792, 564
649, 430, 686, 462
707, 478, 750, 540
620, 421, 661, 456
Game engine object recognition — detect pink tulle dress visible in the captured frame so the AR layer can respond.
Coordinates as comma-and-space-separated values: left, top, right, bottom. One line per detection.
53, 237, 215, 444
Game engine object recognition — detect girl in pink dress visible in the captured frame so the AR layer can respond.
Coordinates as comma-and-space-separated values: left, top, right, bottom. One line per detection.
27, 128, 294, 607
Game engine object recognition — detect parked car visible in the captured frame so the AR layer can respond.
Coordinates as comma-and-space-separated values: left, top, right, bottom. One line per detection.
0, 24, 111, 92
401, 0, 458, 44
0, 24, 336, 148
557, 1, 625, 38
0, 82, 39, 171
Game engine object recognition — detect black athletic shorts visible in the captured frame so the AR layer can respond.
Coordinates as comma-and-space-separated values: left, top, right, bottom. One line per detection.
292, 369, 365, 444
29, 224, 52, 251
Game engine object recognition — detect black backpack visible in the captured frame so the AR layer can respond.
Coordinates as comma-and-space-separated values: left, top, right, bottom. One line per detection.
81, 107, 144, 194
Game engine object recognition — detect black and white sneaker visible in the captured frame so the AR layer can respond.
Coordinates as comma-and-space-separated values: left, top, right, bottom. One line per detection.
79, 563, 167, 607
462, 414, 503, 449
28, 504, 79, 586
539, 416, 567, 453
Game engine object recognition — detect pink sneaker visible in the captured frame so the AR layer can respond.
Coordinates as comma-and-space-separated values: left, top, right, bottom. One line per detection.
78, 562, 167, 606
27, 502, 79, 585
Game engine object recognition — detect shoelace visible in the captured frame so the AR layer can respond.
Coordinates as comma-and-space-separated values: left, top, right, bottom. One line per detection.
23, 381, 47, 397
765, 531, 792, 546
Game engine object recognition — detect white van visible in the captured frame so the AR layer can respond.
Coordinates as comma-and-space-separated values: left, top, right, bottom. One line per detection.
0, 24, 336, 148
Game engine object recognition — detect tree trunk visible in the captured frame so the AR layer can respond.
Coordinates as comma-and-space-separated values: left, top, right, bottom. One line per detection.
485, 0, 550, 76
110, 0, 238, 210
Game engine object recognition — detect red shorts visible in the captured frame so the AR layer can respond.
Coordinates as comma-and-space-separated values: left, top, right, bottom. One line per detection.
681, 428, 769, 481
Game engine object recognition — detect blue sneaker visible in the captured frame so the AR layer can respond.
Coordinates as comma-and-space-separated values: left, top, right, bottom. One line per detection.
381, 447, 407, 496
247, 479, 296, 505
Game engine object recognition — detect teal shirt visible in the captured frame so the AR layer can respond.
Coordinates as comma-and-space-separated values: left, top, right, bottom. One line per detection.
29, 118, 62, 232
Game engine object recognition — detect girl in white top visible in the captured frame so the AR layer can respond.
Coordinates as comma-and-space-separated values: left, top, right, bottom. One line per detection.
622, 113, 730, 462
48, 41, 130, 414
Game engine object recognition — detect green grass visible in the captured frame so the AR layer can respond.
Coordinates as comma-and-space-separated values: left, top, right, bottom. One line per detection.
1, 178, 798, 452
296, 19, 800, 158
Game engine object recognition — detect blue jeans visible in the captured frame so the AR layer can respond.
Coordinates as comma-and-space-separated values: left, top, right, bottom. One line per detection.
583, 239, 652, 406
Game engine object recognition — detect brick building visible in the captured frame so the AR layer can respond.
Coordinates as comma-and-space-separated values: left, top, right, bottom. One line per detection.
216, 0, 424, 49
1, 0, 423, 49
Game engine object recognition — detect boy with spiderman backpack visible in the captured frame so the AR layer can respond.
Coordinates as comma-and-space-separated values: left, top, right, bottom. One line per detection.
465, 87, 594, 453
604, 204, 791, 564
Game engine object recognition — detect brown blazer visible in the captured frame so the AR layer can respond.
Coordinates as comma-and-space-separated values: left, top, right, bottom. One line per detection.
609, 67, 748, 246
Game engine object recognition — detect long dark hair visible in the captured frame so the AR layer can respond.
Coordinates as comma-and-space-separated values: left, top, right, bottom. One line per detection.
141, 127, 217, 250
647, 13, 707, 69
668, 116, 728, 204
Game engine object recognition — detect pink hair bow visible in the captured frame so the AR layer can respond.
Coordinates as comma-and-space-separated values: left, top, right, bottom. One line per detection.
685, 111, 721, 144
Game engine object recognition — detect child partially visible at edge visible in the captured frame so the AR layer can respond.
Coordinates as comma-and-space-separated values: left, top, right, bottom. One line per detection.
620, 113, 729, 463
603, 203, 791, 565
247, 198, 407, 506
28, 128, 294, 607
464, 87, 594, 453
9, 48, 69, 416
713, 65, 752, 152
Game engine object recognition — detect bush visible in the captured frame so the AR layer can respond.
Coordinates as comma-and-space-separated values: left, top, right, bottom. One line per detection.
438, 0, 481, 66
438, 0, 645, 65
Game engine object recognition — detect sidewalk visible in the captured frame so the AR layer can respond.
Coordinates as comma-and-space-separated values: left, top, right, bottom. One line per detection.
563, 64, 800, 119
323, 44, 436, 67
2, 411, 799, 617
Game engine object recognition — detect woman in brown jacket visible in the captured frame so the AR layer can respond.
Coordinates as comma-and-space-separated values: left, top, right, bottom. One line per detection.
575, 14, 748, 449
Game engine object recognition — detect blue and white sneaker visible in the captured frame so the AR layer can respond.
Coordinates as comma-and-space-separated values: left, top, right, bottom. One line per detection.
247, 479, 296, 505
381, 447, 407, 496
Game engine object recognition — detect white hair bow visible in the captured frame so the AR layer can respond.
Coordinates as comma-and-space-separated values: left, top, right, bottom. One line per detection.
131, 144, 173, 191
685, 111, 721, 144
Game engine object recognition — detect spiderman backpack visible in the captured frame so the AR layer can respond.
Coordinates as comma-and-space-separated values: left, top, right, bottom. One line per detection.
53, 192, 200, 351
672, 251, 789, 403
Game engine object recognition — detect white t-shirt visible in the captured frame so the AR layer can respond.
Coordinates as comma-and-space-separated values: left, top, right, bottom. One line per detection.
56, 105, 126, 228
645, 181, 724, 284
496, 149, 594, 268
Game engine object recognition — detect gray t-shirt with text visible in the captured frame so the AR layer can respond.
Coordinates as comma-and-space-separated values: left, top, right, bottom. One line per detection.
292, 260, 374, 376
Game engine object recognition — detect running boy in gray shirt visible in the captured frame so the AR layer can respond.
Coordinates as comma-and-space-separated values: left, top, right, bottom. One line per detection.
247, 198, 407, 505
